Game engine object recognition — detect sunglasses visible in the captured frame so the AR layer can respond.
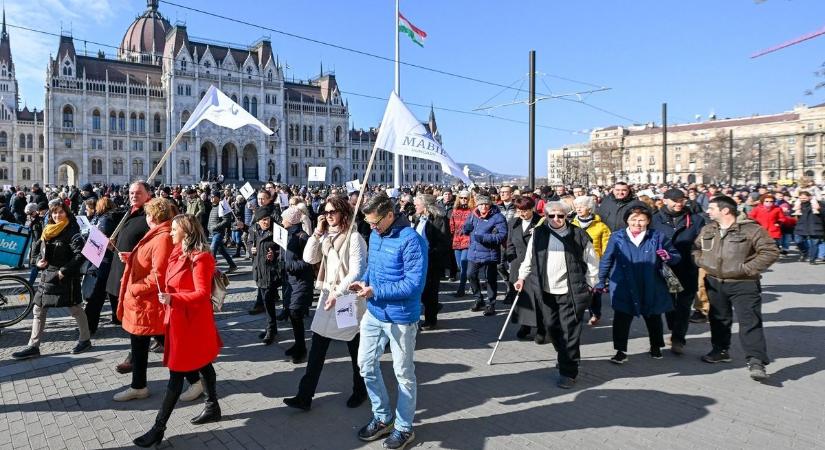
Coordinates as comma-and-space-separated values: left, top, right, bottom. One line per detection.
321, 210, 339, 216
546, 214, 566, 219
365, 214, 387, 226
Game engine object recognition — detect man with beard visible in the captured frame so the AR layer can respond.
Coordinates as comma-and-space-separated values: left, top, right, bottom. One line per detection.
650, 188, 705, 354
596, 182, 635, 231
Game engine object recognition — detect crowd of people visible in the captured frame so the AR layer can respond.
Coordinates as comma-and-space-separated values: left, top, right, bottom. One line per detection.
2, 176, 823, 449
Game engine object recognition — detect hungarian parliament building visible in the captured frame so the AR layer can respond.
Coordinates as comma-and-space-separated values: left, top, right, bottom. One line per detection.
0, 0, 445, 187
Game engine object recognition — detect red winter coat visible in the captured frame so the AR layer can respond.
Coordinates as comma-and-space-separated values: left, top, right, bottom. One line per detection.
162, 245, 222, 372
450, 207, 472, 250
748, 204, 787, 239
117, 221, 173, 336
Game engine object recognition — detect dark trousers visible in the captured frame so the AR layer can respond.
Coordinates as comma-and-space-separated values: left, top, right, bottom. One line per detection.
297, 333, 366, 402
447, 249, 458, 279
155, 363, 216, 428
130, 334, 152, 389
666, 288, 696, 345
538, 291, 586, 378
259, 287, 279, 331
106, 293, 120, 324
422, 265, 442, 324
289, 310, 307, 354
804, 237, 822, 262
705, 277, 768, 364
612, 311, 665, 352
589, 292, 603, 318
467, 261, 498, 304
84, 290, 108, 334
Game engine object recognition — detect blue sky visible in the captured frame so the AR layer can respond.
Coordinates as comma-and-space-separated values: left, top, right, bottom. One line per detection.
6, 0, 825, 176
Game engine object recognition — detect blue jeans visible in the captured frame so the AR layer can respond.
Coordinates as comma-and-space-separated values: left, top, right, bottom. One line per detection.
210, 232, 237, 268
805, 238, 823, 262
454, 249, 469, 292
819, 241, 825, 259
358, 310, 417, 433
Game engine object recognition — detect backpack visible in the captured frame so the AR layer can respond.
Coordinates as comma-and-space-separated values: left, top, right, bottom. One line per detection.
211, 269, 230, 312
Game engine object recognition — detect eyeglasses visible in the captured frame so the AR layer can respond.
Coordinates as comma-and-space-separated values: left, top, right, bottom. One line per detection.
546, 214, 566, 219
322, 210, 339, 216
365, 214, 387, 227
458, 197, 469, 200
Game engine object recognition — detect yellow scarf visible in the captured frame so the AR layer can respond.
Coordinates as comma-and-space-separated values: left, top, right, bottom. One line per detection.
41, 218, 69, 242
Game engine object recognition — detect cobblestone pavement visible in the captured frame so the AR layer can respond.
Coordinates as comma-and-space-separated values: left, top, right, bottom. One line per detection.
1, 254, 824, 449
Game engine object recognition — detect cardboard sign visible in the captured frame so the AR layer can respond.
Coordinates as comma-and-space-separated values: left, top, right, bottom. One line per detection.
278, 192, 289, 209
76, 216, 91, 233
240, 182, 255, 199
335, 294, 359, 328
386, 188, 399, 198
81, 226, 109, 268
272, 222, 289, 250
308, 166, 327, 182
345, 179, 362, 194
2, 184, 10, 192
219, 199, 232, 217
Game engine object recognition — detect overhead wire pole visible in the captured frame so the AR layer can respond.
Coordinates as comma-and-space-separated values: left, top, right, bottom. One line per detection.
662, 102, 668, 183
528, 50, 536, 190
729, 129, 734, 186
393, 0, 402, 189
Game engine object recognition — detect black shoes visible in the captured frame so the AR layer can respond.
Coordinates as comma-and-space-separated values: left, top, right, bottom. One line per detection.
346, 392, 368, 408
610, 351, 627, 364
689, 310, 708, 323
748, 361, 768, 381
418, 321, 437, 331
701, 349, 732, 363
650, 347, 663, 359
534, 333, 549, 345
516, 326, 531, 340
670, 340, 685, 355
71, 340, 92, 355
358, 418, 394, 442
483, 304, 496, 316
285, 346, 307, 363
12, 346, 40, 360
470, 301, 485, 312
133, 425, 165, 448
261, 328, 277, 345
248, 304, 265, 315
149, 341, 163, 354
382, 429, 415, 449
556, 376, 576, 389
283, 396, 312, 411
191, 401, 222, 425
276, 310, 290, 321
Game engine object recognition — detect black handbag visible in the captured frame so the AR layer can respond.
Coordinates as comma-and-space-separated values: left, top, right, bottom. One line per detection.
656, 234, 684, 294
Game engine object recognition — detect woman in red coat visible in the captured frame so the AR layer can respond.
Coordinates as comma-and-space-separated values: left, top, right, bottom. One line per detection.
449, 190, 474, 297
133, 214, 222, 448
748, 194, 788, 246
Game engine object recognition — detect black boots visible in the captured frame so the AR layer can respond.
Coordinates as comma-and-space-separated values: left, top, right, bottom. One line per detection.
261, 326, 277, 345
191, 367, 221, 425
133, 387, 180, 447
288, 311, 307, 364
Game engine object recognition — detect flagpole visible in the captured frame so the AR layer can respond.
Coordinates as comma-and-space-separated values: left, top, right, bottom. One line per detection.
393, 0, 402, 189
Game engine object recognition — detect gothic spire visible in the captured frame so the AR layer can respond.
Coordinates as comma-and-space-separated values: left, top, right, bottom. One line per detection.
428, 103, 437, 135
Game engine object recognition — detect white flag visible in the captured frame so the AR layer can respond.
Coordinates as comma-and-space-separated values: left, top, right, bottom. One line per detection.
181, 85, 273, 135
374, 92, 471, 184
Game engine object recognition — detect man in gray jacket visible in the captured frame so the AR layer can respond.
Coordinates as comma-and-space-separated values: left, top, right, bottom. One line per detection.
208, 192, 238, 273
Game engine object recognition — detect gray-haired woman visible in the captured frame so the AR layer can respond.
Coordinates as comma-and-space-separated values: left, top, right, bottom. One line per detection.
413, 194, 452, 329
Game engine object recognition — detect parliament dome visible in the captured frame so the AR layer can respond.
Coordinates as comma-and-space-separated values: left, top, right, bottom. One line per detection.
119, 0, 171, 63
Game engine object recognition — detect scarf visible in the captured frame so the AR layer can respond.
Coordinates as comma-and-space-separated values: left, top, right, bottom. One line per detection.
576, 215, 595, 229
315, 227, 350, 291
41, 218, 69, 241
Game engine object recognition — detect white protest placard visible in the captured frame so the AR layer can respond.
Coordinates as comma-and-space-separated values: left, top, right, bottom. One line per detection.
81, 226, 109, 268
386, 188, 399, 198
200, 181, 209, 189
2, 184, 10, 192
272, 222, 289, 250
345, 179, 361, 194
278, 192, 289, 209
334, 294, 359, 329
219, 199, 232, 217
76, 216, 91, 233
240, 182, 255, 199
308, 166, 327, 182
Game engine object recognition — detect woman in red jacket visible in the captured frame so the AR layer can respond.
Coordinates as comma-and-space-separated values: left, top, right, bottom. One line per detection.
133, 214, 222, 448
748, 194, 788, 248
450, 190, 475, 297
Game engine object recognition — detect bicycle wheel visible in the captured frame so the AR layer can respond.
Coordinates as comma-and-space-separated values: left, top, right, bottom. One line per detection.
0, 275, 35, 328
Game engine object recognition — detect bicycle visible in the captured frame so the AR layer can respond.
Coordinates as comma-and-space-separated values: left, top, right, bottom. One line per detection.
0, 274, 35, 328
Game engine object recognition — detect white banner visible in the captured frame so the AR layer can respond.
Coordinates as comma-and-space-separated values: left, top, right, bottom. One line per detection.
308, 166, 327, 182
345, 179, 362, 194
219, 199, 232, 217
240, 182, 255, 199
272, 222, 289, 250
181, 85, 273, 135
374, 92, 471, 184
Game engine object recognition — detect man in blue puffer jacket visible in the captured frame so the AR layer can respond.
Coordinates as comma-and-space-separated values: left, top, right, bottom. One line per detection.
463, 194, 508, 316
349, 194, 427, 450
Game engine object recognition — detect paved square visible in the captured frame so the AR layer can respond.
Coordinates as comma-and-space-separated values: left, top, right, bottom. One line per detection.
0, 257, 823, 449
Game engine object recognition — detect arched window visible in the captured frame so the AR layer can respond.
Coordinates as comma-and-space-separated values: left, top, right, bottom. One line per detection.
153, 113, 161, 133
302, 125, 307, 142
231, 94, 238, 103
251, 97, 258, 117
92, 109, 101, 131
26, 134, 32, 149
129, 112, 137, 131
138, 113, 146, 133
19, 134, 25, 148
267, 71, 273, 82
91, 158, 103, 175
243, 96, 250, 112
0, 131, 6, 148
318, 126, 324, 143
308, 126, 313, 142
269, 117, 278, 131
112, 159, 124, 175
21, 168, 31, 181
109, 111, 117, 131
132, 159, 144, 176
180, 111, 190, 130
335, 126, 342, 143
180, 59, 187, 71
62, 105, 74, 128
118, 112, 126, 131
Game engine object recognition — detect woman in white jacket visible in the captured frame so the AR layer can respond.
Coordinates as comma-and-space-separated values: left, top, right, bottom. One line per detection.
283, 195, 368, 411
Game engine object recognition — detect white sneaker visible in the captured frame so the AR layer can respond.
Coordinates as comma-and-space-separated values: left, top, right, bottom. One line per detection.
179, 380, 204, 402
112, 387, 150, 402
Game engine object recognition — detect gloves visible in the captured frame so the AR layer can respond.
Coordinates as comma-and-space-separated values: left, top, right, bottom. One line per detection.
656, 249, 670, 261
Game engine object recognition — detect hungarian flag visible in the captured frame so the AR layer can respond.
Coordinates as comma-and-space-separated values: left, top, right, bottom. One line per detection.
399, 13, 426, 47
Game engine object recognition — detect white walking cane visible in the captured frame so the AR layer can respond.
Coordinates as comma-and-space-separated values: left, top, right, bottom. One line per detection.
487, 289, 522, 365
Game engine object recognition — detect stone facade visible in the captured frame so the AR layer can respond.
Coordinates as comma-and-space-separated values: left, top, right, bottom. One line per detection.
548, 103, 825, 185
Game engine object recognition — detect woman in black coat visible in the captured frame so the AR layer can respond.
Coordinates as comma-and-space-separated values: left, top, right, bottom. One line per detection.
82, 198, 117, 334
280, 207, 313, 363
12, 202, 90, 359
506, 197, 546, 343
413, 194, 452, 330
